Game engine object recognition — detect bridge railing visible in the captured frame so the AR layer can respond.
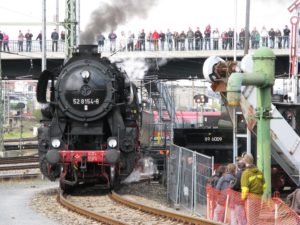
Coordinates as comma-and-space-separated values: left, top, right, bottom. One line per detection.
0, 36, 289, 54
1, 40, 65, 53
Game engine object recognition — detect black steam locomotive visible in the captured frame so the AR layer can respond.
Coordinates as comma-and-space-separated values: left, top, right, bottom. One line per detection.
37, 45, 140, 190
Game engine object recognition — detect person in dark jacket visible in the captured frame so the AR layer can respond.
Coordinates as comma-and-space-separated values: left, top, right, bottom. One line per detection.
283, 25, 290, 48
60, 31, 65, 42
179, 31, 186, 50
36, 31, 42, 52
207, 165, 226, 188
231, 157, 247, 225
108, 31, 117, 52
173, 31, 179, 51
159, 31, 166, 51
25, 30, 33, 52
51, 29, 59, 52
268, 28, 276, 48
194, 27, 202, 50
213, 163, 236, 223
275, 29, 282, 49
98, 33, 105, 52
186, 27, 194, 50
138, 29, 146, 51
228, 28, 234, 50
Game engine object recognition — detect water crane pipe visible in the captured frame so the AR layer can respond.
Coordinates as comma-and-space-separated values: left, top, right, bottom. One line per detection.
226, 47, 275, 198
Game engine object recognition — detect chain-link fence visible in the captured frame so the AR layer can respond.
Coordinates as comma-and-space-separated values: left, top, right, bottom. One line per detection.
167, 144, 214, 217
167, 144, 182, 204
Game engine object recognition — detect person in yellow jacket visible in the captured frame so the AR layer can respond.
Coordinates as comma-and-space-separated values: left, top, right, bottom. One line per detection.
241, 153, 266, 225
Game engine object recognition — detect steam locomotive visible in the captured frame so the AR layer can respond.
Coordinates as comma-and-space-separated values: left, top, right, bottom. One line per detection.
36, 45, 140, 190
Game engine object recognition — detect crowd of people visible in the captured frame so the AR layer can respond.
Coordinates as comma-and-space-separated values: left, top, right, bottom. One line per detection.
207, 152, 300, 224
0, 24, 292, 53
207, 153, 266, 225
100, 24, 291, 52
0, 28, 65, 52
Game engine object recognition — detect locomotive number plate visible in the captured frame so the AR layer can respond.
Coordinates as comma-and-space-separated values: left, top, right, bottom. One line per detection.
73, 98, 100, 105
204, 136, 223, 142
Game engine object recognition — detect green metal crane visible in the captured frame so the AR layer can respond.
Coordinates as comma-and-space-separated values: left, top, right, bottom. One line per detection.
227, 47, 275, 198
64, 0, 78, 59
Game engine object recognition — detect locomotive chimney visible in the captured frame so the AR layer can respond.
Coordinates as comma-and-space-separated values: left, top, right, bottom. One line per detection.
76, 45, 99, 56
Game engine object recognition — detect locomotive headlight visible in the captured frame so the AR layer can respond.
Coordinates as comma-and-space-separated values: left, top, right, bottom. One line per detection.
81, 70, 90, 79
51, 138, 61, 148
108, 137, 118, 149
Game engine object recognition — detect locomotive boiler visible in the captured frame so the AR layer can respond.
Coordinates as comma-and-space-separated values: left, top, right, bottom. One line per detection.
36, 45, 140, 190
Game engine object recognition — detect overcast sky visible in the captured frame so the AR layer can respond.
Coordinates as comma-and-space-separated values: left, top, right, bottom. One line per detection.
0, 0, 294, 41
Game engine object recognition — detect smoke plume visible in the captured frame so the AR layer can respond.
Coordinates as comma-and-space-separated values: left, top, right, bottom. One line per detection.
80, 0, 158, 44
112, 57, 149, 81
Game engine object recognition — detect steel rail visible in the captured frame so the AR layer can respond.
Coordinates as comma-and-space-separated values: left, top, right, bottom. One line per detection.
0, 156, 38, 164
3, 137, 37, 143
110, 191, 224, 225
0, 173, 40, 181
4, 144, 38, 151
57, 193, 128, 225
0, 163, 39, 171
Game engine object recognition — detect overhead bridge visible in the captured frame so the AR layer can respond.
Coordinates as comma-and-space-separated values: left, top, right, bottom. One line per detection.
1, 48, 290, 80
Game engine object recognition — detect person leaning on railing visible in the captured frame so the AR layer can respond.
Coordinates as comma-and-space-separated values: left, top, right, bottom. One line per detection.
194, 27, 203, 50
36, 31, 42, 52
275, 29, 282, 49
18, 30, 24, 52
152, 30, 160, 51
160, 31, 166, 51
204, 24, 211, 50
3, 33, 9, 52
25, 30, 33, 52
166, 29, 173, 51
187, 27, 194, 50
138, 29, 146, 51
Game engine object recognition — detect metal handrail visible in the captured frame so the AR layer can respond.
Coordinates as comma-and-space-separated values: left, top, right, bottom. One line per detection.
156, 82, 177, 127
0, 36, 290, 53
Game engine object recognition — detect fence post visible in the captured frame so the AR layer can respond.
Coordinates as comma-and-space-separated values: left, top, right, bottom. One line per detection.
224, 194, 229, 224
274, 202, 278, 225
207, 156, 214, 219
175, 147, 182, 206
193, 151, 197, 213
206, 189, 211, 219
166, 148, 170, 202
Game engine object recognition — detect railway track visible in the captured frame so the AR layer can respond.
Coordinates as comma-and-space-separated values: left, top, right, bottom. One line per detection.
4, 137, 38, 151
58, 191, 223, 225
0, 173, 40, 181
0, 156, 39, 171
3, 137, 37, 143
0, 155, 38, 164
